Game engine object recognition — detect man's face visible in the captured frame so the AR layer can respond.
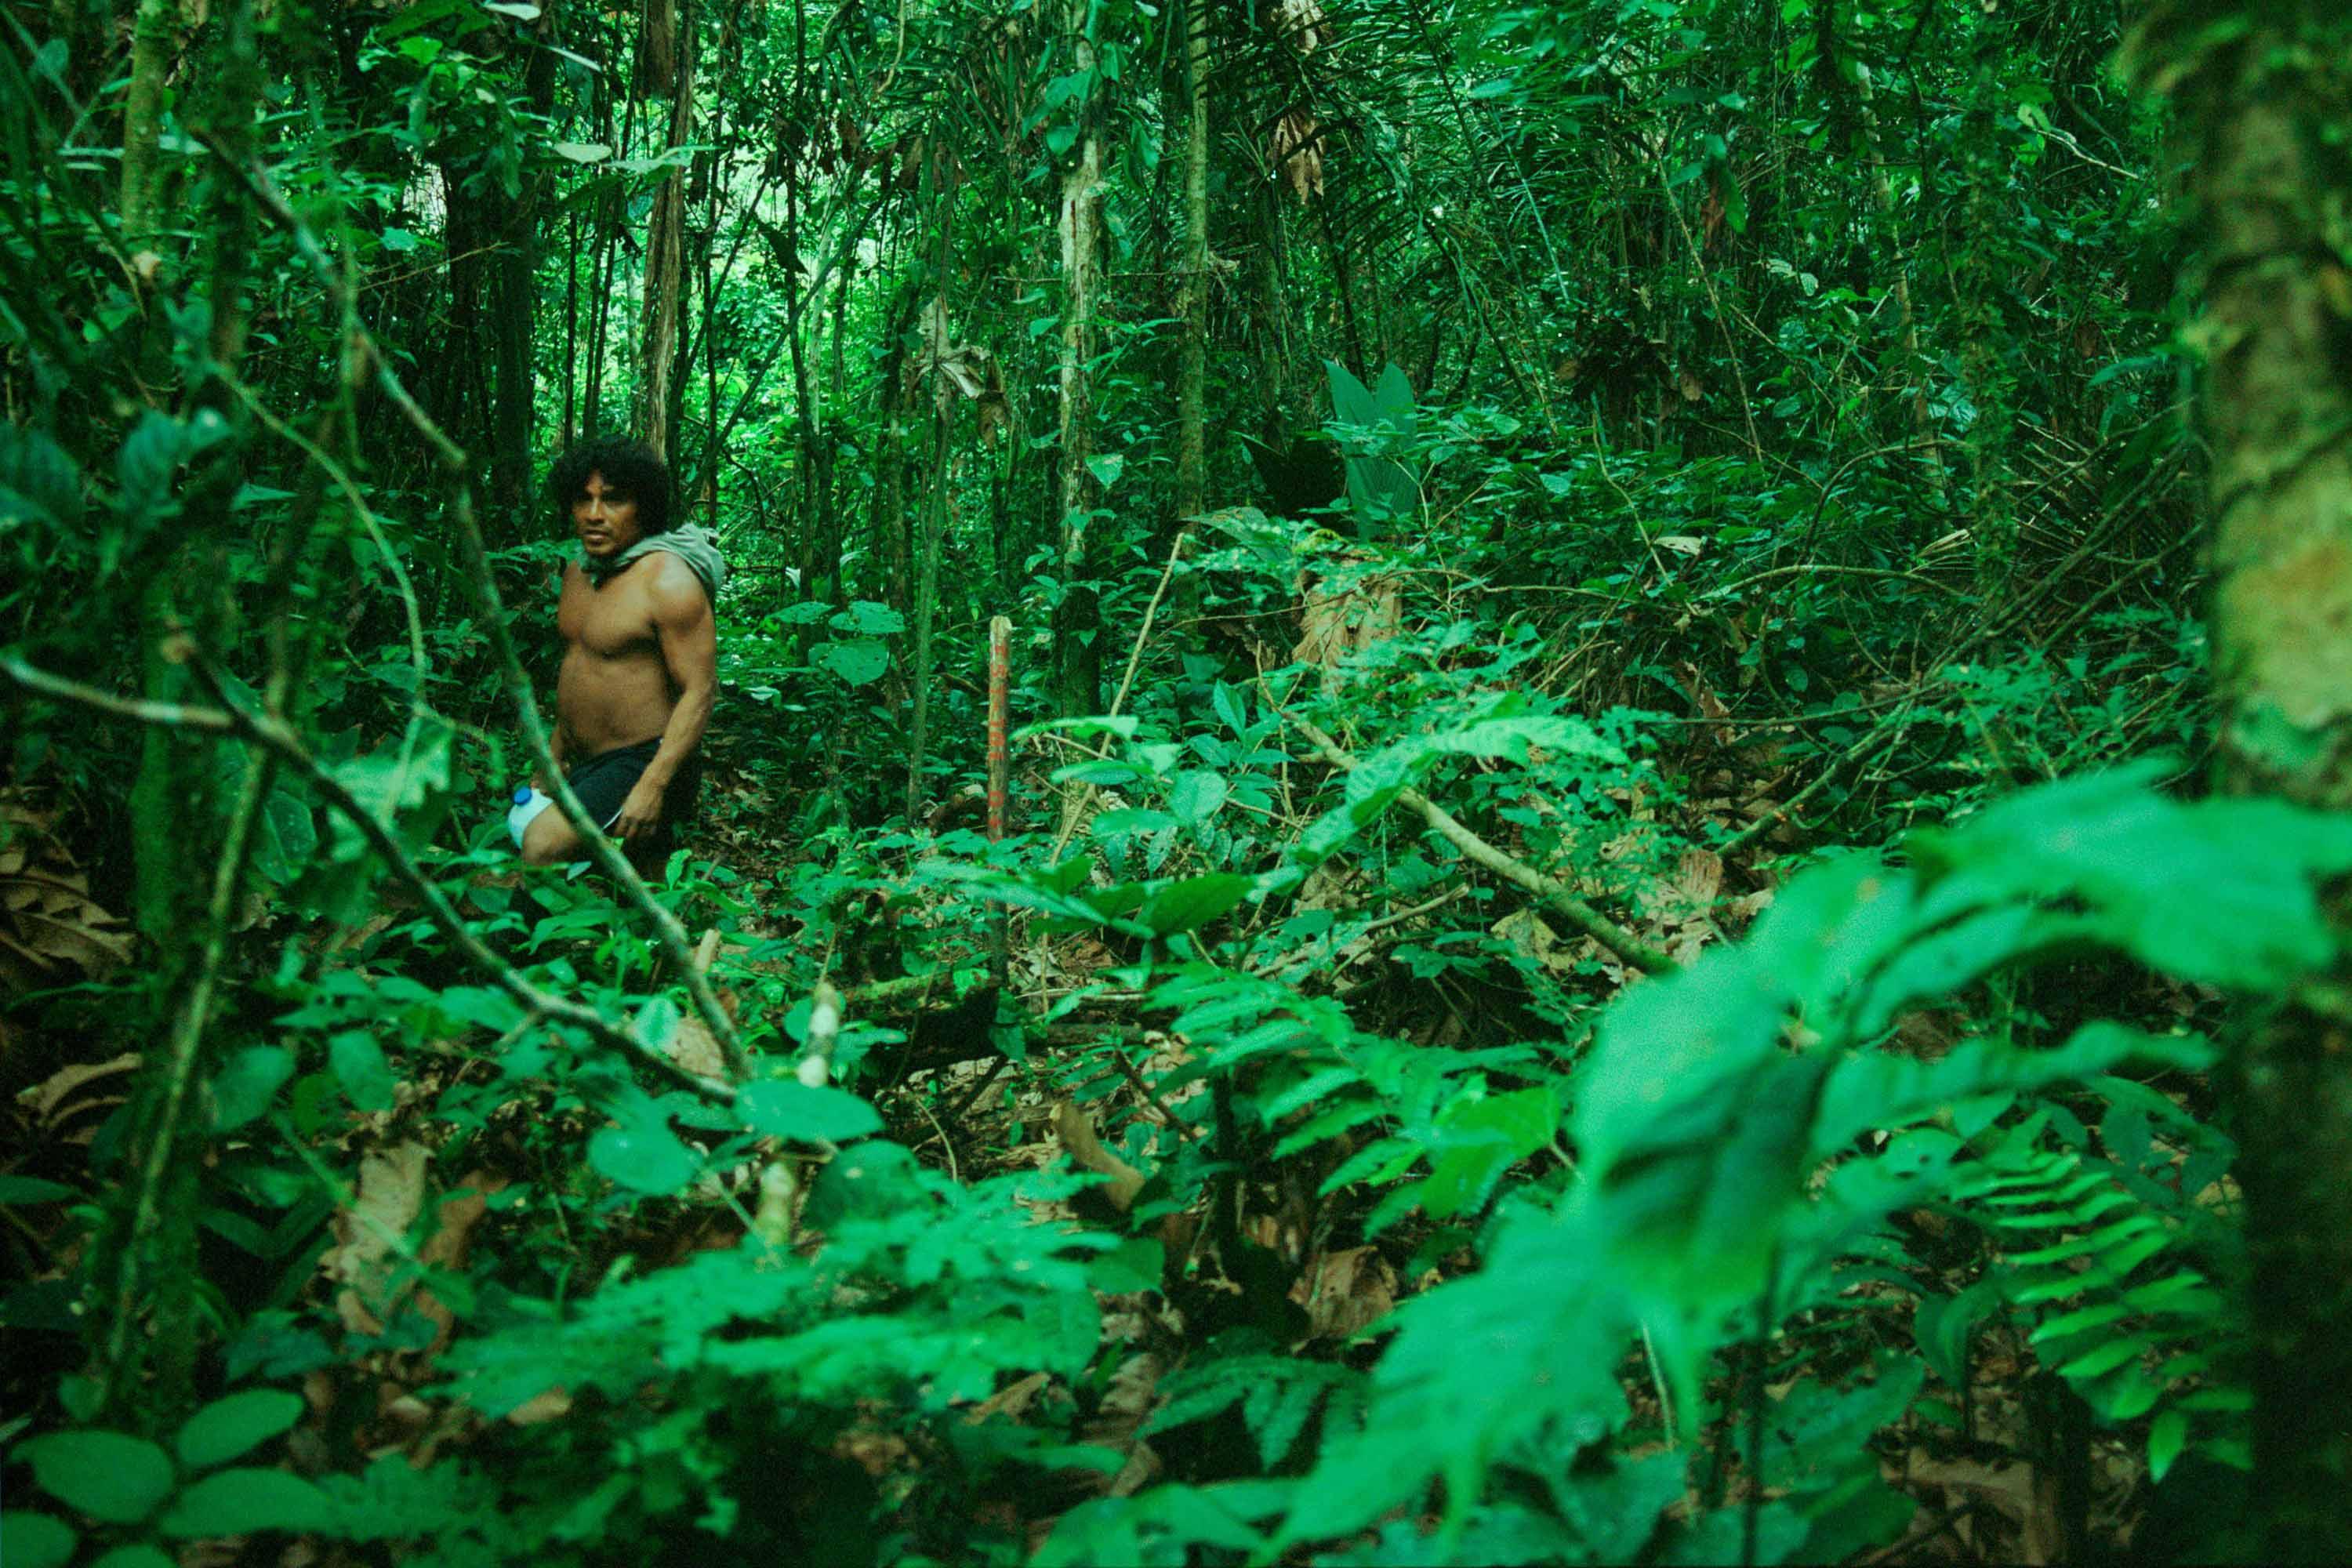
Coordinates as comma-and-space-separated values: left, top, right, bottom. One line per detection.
572, 470, 645, 558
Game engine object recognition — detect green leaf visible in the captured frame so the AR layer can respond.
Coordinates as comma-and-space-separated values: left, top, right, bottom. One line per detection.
943, 866, 1153, 936
1085, 452, 1126, 489
22, 1431, 175, 1523
1169, 769, 1229, 829
0, 1175, 75, 1204
328, 1031, 397, 1113
1212, 682, 1250, 737
0, 1513, 76, 1568
801, 1140, 924, 1229
175, 1389, 306, 1471
372, 0, 485, 39
437, 986, 527, 1033
740, 1080, 883, 1143
0, 425, 85, 533
1416, 1088, 1559, 1221
550, 140, 610, 162
158, 1468, 334, 1538
1089, 1236, 1164, 1294
1914, 1283, 2000, 1390
1911, 764, 2352, 989
811, 637, 889, 687
588, 1112, 698, 1196
1138, 873, 1254, 936
2148, 1409, 2189, 1482
632, 996, 683, 1054
89, 1548, 179, 1568
830, 600, 906, 635
117, 409, 187, 521
1811, 1025, 2215, 1163
212, 1045, 296, 1131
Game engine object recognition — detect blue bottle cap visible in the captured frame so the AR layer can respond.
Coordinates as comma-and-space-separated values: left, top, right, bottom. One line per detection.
513, 785, 534, 805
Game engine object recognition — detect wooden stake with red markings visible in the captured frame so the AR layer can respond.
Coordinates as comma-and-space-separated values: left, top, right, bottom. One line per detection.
986, 615, 1011, 984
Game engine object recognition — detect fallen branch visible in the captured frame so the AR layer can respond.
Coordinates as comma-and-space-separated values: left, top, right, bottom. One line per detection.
1290, 715, 1675, 977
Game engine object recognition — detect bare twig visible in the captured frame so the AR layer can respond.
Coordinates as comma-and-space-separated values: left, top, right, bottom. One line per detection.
1050, 524, 1192, 862
1, 660, 232, 731
1709, 563, 1973, 604
1, 655, 738, 1106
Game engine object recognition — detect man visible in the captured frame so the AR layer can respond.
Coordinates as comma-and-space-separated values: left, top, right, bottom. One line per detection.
514, 437, 726, 867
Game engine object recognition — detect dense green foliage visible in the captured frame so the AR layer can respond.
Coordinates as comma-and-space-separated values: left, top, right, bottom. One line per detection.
3, 0, 2346, 1562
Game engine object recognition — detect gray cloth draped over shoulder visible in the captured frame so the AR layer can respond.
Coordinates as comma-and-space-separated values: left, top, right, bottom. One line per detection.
579, 523, 728, 604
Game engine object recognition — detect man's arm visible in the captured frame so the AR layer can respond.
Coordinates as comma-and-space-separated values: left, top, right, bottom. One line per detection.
611, 557, 717, 844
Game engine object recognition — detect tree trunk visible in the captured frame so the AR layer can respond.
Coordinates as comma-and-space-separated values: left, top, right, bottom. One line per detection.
1051, 0, 1104, 719
640, 0, 677, 97
491, 5, 558, 522
107, 0, 270, 1420
118, 0, 177, 254
583, 70, 627, 439
906, 385, 949, 822
637, 5, 694, 459
2129, 5, 2352, 1558
1174, 0, 1211, 526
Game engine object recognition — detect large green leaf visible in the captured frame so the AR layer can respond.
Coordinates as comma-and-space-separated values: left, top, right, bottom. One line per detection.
158, 1468, 334, 1538
0, 1512, 76, 1568
1168, 769, 1229, 830
1279, 1207, 1632, 1545
739, 1080, 883, 1143
1412, 1088, 1559, 1221
811, 637, 889, 687
1809, 1023, 2217, 1163
1138, 873, 1254, 936
176, 1388, 306, 1471
588, 1105, 698, 1195
211, 1045, 296, 1132
21, 1431, 175, 1524
1323, 359, 1418, 525
0, 425, 83, 533
1909, 764, 2352, 989
89, 1546, 178, 1568
328, 1031, 397, 1113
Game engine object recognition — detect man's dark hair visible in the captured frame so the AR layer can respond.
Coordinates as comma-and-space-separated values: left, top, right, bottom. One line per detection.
550, 436, 673, 535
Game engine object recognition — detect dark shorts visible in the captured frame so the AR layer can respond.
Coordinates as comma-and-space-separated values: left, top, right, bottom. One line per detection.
567, 739, 701, 855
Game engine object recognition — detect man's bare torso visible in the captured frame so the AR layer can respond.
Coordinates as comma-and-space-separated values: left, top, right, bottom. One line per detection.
556, 557, 682, 758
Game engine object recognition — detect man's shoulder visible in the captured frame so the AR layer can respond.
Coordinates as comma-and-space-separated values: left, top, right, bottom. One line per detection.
635, 550, 712, 615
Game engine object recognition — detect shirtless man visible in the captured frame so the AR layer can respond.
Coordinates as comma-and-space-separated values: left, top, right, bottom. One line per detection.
517, 437, 724, 866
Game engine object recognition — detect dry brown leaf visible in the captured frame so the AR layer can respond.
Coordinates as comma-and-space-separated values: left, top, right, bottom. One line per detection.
1293, 563, 1402, 682
1492, 907, 1573, 975
1054, 1102, 1146, 1211
909, 296, 1004, 429
1271, 108, 1324, 204
669, 1016, 728, 1080
20, 1051, 140, 1142
834, 1423, 913, 1479
965, 1370, 1051, 1426
0, 801, 132, 993
1905, 1448, 2064, 1566
1290, 1246, 1397, 1341
408, 1174, 500, 1352
506, 1388, 573, 1426
1078, 1348, 1167, 1499
328, 1142, 430, 1336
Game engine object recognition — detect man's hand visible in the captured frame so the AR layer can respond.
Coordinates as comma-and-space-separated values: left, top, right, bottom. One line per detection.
612, 776, 668, 842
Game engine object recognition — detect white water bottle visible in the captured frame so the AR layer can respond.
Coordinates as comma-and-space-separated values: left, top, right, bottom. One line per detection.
506, 784, 554, 848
